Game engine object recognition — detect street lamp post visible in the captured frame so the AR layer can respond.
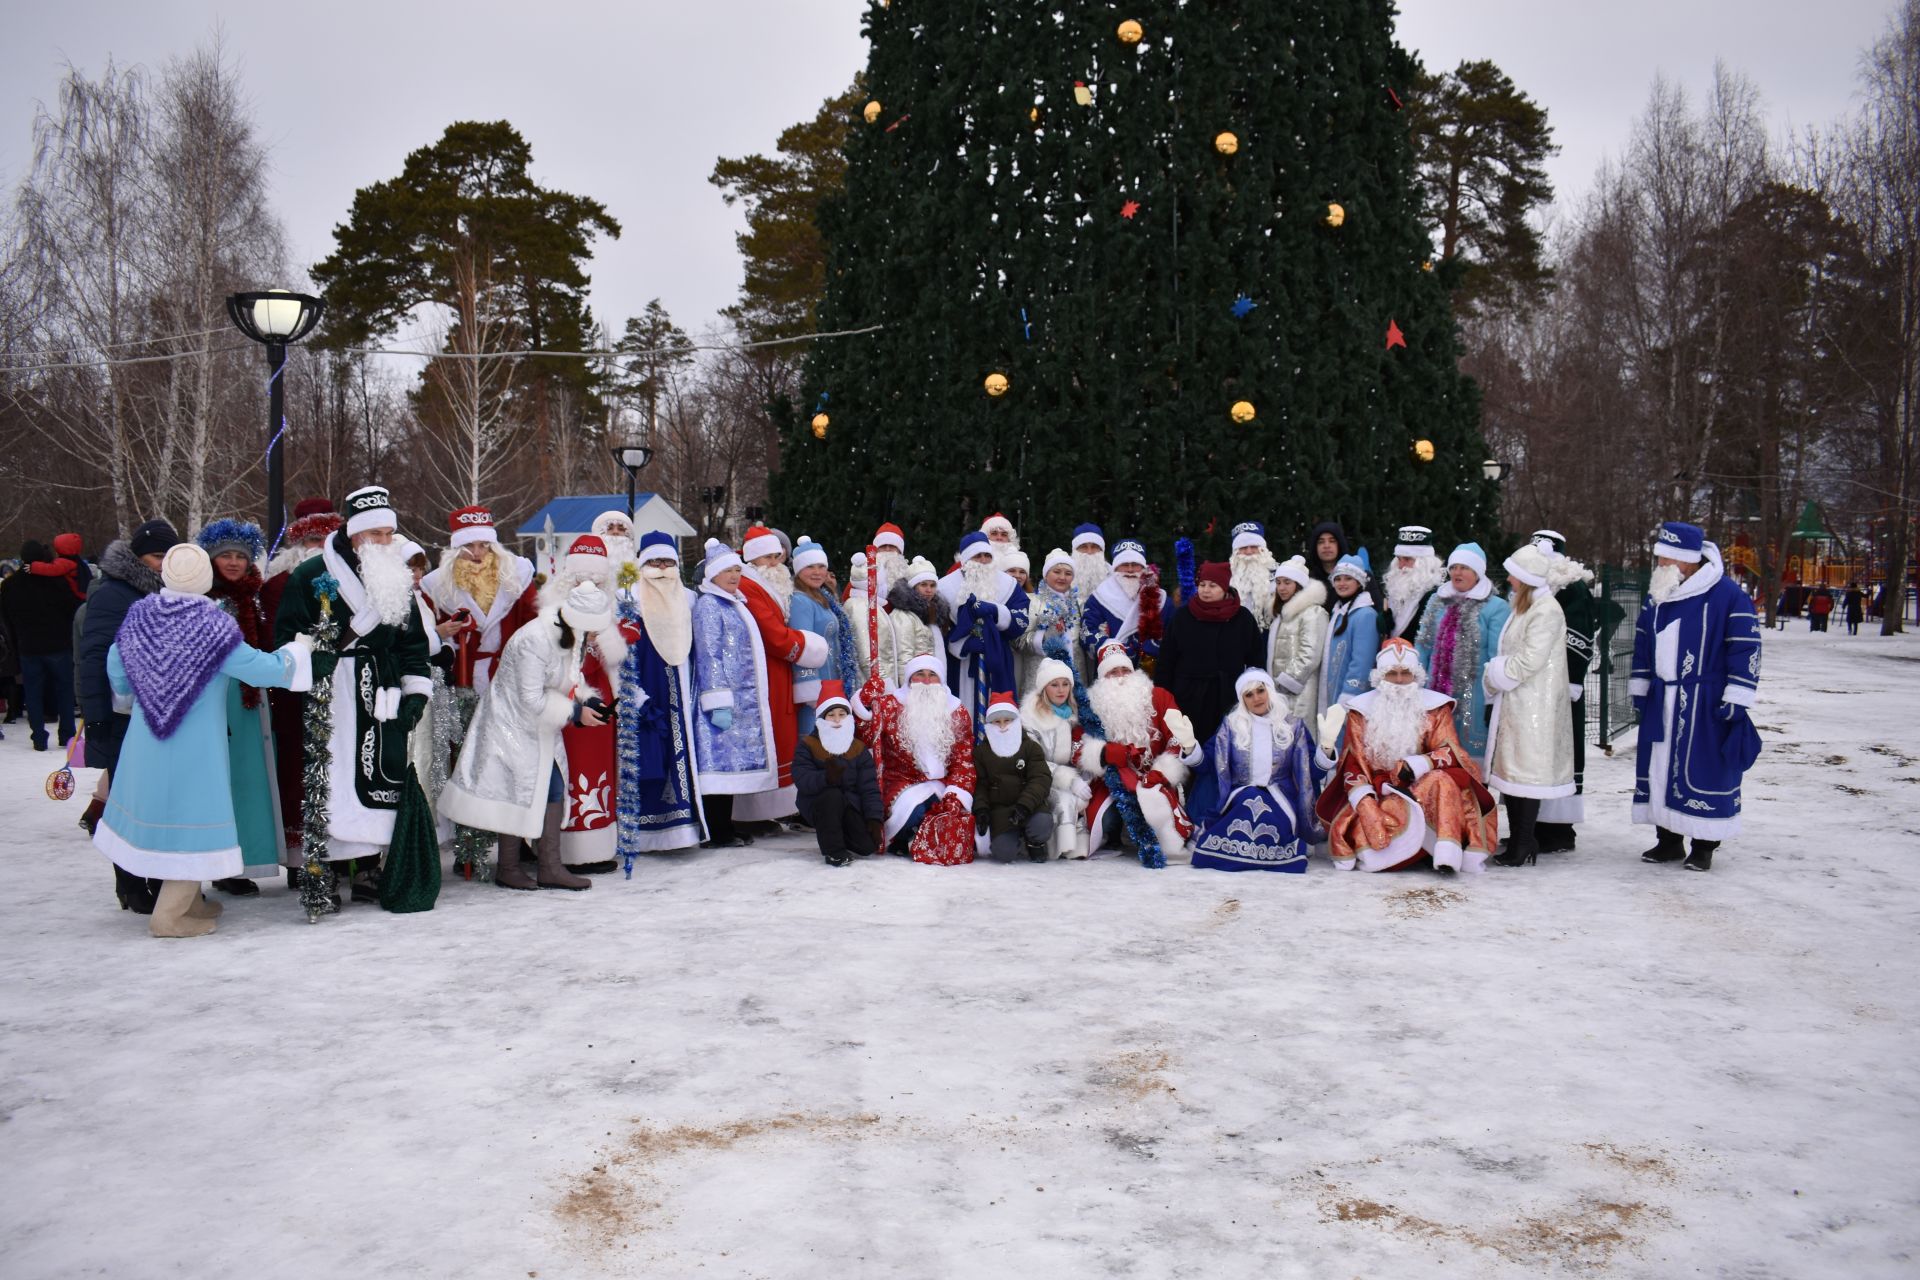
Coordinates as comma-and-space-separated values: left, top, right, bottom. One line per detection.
610, 442, 654, 520
1481, 458, 1510, 484
227, 290, 324, 551
699, 485, 728, 540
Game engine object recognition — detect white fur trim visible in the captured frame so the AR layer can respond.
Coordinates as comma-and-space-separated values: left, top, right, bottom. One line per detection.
400, 674, 433, 699
1628, 677, 1650, 698
1405, 753, 1433, 780
1722, 684, 1756, 708
1483, 655, 1521, 693
1569, 683, 1585, 702
449, 524, 497, 548
742, 533, 781, 562
280, 640, 314, 694
699, 689, 735, 712
796, 629, 830, 669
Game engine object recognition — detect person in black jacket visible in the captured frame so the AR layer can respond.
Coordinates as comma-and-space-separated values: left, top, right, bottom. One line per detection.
791, 681, 883, 867
75, 519, 176, 912
1305, 519, 1349, 612
0, 540, 84, 750
1154, 561, 1266, 747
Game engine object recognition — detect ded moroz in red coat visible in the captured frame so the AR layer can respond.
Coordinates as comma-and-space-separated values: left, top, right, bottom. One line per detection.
870, 687, 978, 865
1076, 678, 1203, 860
736, 573, 829, 787
559, 616, 639, 866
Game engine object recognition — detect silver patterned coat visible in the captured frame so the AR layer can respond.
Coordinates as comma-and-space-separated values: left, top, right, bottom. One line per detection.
440, 609, 600, 839
1266, 578, 1329, 725
1482, 594, 1574, 799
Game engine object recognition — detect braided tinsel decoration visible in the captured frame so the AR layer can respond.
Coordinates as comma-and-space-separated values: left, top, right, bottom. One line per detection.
1175, 537, 1197, 603
1042, 637, 1164, 869
448, 688, 494, 881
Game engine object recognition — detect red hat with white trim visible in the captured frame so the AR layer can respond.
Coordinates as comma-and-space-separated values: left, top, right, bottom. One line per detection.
816, 679, 851, 716
565, 534, 611, 581
1097, 641, 1134, 676
984, 691, 1019, 720
448, 504, 498, 548
873, 523, 905, 551
741, 525, 781, 562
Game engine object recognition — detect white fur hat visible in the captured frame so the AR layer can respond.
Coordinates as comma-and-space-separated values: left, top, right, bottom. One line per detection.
902, 653, 944, 683
904, 557, 938, 588
1003, 549, 1030, 573
701, 539, 744, 584
1503, 544, 1551, 589
1274, 555, 1312, 589
1033, 656, 1074, 690
1042, 548, 1073, 575
1234, 667, 1275, 699
161, 543, 213, 595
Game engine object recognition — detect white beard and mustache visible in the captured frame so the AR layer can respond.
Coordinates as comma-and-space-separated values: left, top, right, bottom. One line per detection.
901, 681, 957, 779
1230, 551, 1279, 626
1364, 680, 1430, 773
599, 534, 637, 565
539, 567, 611, 610
984, 719, 1025, 758
357, 541, 416, 627
1385, 558, 1448, 626
960, 558, 1000, 600
1088, 670, 1156, 749
637, 563, 692, 665
1109, 572, 1143, 601
818, 717, 856, 755
1073, 550, 1110, 601
1649, 563, 1684, 603
753, 562, 795, 615
875, 549, 908, 598
989, 534, 1021, 569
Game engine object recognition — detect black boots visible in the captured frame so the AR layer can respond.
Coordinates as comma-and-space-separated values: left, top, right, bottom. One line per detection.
113, 865, 161, 915
1684, 840, 1717, 872
1534, 821, 1577, 853
1640, 828, 1685, 863
1493, 797, 1540, 867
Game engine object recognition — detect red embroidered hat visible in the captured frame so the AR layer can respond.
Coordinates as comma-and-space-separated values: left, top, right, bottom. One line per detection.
449, 505, 497, 548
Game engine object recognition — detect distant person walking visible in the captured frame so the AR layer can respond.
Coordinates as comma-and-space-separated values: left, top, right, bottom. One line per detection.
1808, 588, 1833, 633
1844, 584, 1864, 636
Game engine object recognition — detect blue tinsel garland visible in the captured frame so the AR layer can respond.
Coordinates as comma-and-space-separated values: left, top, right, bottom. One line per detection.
822, 593, 861, 691
1043, 637, 1164, 869
615, 597, 646, 879
1175, 537, 1197, 603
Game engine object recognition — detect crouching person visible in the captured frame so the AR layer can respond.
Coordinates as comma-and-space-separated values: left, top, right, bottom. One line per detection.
974, 692, 1054, 862
793, 680, 883, 867
1021, 657, 1091, 858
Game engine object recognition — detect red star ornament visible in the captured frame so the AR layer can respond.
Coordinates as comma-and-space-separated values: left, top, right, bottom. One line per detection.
1385, 319, 1407, 350
1120, 199, 1141, 219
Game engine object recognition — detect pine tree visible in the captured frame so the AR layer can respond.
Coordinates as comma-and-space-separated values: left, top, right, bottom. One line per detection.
776, 1, 1495, 568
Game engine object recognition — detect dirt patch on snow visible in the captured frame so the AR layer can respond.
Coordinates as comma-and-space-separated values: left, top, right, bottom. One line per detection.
1581, 1142, 1679, 1185
1385, 886, 1465, 919
1094, 1047, 1177, 1100
1314, 1181, 1669, 1268
1209, 897, 1242, 926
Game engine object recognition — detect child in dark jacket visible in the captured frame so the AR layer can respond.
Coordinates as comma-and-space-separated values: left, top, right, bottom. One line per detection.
973, 693, 1055, 862
791, 680, 883, 867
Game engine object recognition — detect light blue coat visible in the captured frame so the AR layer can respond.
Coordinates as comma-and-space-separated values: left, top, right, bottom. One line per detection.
94, 639, 308, 882
788, 589, 859, 738
1321, 595, 1382, 710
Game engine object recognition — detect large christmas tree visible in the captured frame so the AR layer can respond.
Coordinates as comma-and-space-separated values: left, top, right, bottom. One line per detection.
774, 1, 1494, 566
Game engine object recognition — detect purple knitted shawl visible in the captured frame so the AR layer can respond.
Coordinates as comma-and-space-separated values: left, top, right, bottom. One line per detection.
118, 593, 244, 740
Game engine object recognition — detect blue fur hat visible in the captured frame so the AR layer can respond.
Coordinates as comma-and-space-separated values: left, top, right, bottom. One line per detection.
195, 518, 265, 563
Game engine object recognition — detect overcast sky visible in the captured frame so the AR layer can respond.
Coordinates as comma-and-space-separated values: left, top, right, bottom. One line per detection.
0, 0, 1899, 345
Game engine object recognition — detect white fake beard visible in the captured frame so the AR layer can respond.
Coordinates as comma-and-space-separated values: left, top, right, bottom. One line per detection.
818, 718, 856, 755
638, 564, 692, 665
1110, 571, 1143, 601
1230, 551, 1278, 623
1649, 563, 1683, 603
960, 559, 999, 599
985, 719, 1024, 758
990, 535, 1021, 566
539, 567, 610, 610
875, 549, 908, 593
756, 562, 795, 614
600, 534, 637, 564
358, 541, 416, 627
1364, 681, 1429, 773
1385, 558, 1447, 622
1073, 550, 1110, 600
902, 682, 956, 778
1088, 670, 1156, 748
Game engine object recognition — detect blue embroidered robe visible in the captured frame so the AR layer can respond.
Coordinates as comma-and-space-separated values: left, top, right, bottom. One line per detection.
616, 594, 707, 855
1630, 563, 1762, 838
937, 569, 1029, 732
1079, 578, 1167, 670
1188, 712, 1329, 872
689, 586, 778, 795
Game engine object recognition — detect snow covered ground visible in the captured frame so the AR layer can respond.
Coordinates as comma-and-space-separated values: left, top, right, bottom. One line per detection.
2, 625, 1917, 1279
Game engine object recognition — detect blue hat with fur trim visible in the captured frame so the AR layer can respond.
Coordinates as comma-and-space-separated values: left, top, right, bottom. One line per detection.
1231, 521, 1268, 552
1332, 546, 1372, 584
1071, 523, 1106, 550
957, 530, 993, 559
638, 530, 678, 563
1654, 521, 1704, 563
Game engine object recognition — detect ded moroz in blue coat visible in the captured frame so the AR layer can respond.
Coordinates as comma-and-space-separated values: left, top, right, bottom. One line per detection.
1630, 555, 1762, 839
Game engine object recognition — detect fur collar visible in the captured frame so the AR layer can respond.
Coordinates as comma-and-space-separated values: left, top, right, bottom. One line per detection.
1438, 575, 1494, 602
99, 540, 162, 595
1279, 577, 1327, 622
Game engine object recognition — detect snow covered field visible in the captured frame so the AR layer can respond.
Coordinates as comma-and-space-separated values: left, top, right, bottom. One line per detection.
2, 625, 1917, 1278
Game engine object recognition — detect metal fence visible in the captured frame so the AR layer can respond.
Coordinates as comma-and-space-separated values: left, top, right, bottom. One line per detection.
1586, 565, 1647, 750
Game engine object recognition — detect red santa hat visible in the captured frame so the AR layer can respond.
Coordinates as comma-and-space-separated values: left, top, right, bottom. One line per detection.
741, 525, 782, 562
285, 508, 344, 545
292, 497, 335, 520
816, 679, 852, 717
981, 512, 1015, 537
873, 523, 905, 552
448, 504, 498, 548
565, 534, 611, 581
983, 691, 1019, 721
1097, 641, 1134, 677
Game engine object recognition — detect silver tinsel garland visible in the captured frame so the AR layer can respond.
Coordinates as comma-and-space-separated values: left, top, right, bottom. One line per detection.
447, 687, 494, 881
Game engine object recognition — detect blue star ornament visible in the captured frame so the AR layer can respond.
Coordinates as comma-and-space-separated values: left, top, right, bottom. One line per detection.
1230, 295, 1257, 319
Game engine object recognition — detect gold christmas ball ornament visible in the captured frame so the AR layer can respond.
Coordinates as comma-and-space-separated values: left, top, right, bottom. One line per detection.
984, 372, 1010, 397
1421, 259, 1435, 272
1230, 400, 1257, 424
1030, 105, 1042, 124
1413, 439, 1436, 462
1074, 81, 1093, 107
1214, 131, 1239, 155
863, 100, 883, 124
1325, 202, 1346, 228
810, 413, 830, 437
1117, 19, 1143, 44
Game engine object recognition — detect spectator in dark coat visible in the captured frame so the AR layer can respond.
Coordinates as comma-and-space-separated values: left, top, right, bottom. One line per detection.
0, 540, 84, 750
1844, 583, 1865, 635
1304, 519, 1349, 611
791, 681, 883, 867
1154, 561, 1268, 748
75, 519, 176, 913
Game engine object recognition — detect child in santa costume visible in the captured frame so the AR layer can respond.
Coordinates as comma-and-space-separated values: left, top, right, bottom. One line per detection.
973, 692, 1054, 862
791, 680, 883, 867
1077, 642, 1202, 863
